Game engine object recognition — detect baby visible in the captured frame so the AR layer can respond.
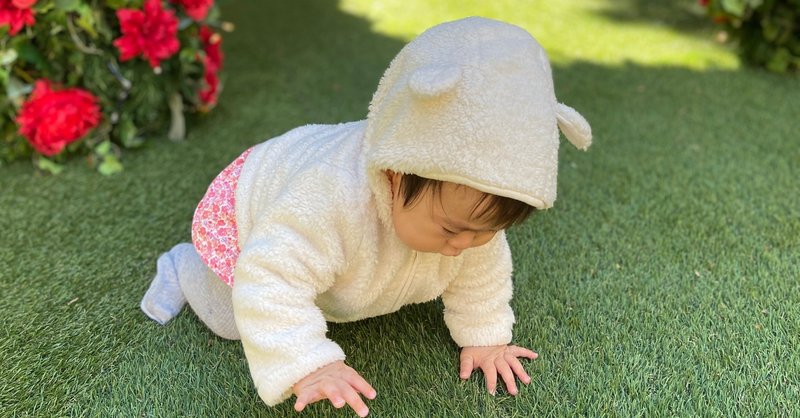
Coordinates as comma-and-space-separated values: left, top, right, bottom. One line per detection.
141, 16, 591, 417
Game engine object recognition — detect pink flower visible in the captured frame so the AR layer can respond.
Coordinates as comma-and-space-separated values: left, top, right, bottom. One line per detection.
16, 80, 102, 156
172, 0, 213, 21
113, 0, 180, 69
0, 0, 36, 36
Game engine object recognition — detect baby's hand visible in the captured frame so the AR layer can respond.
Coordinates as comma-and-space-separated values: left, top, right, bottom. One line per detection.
292, 360, 376, 417
459, 345, 538, 396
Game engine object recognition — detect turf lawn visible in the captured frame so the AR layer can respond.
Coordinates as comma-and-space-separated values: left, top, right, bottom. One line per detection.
1, 0, 798, 416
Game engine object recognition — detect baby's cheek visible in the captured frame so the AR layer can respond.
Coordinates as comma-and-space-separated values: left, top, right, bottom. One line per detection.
472, 233, 495, 248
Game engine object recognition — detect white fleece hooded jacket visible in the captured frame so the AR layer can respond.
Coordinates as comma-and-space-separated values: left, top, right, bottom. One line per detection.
229, 17, 591, 406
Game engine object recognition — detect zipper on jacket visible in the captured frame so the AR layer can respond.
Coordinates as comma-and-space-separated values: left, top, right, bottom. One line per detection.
392, 251, 419, 311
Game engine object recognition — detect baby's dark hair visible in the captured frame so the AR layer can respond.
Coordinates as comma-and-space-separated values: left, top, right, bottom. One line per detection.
399, 174, 535, 229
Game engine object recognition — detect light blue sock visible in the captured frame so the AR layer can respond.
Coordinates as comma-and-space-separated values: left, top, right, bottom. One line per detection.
140, 244, 189, 325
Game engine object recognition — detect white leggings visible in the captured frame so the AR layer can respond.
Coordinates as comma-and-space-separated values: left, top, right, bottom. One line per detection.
171, 243, 240, 340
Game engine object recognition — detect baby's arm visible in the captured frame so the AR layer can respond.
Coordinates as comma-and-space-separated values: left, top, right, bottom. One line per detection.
232, 212, 361, 408
442, 233, 539, 394
293, 360, 376, 417
459, 345, 538, 395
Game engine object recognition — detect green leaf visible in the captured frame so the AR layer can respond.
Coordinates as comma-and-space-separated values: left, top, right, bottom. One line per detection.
76, 5, 98, 39
91, 7, 114, 42
762, 21, 779, 41
178, 17, 194, 31
33, 2, 56, 14
15, 43, 51, 72
766, 48, 791, 73
36, 157, 65, 175
105, 0, 141, 10
118, 119, 144, 148
6, 76, 31, 102
721, 0, 746, 16
98, 154, 123, 175
179, 47, 200, 64
95, 141, 112, 156
0, 48, 17, 66
54, 0, 81, 12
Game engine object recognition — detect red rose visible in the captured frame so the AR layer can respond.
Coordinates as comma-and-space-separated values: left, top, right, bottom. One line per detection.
197, 25, 222, 107
172, 0, 213, 21
11, 0, 36, 7
0, 0, 36, 36
200, 25, 223, 72
113, 0, 180, 69
199, 65, 220, 107
16, 80, 102, 156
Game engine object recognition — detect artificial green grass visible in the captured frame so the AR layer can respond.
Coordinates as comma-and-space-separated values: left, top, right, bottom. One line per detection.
1, 0, 798, 416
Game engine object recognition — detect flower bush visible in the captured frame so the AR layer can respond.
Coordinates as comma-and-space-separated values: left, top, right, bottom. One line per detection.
0, 0, 227, 174
700, 0, 799, 74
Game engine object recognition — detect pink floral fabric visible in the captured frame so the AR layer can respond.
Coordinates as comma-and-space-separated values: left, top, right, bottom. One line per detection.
192, 147, 253, 286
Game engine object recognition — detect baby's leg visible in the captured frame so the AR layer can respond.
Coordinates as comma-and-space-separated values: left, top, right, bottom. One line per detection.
141, 243, 239, 340
140, 243, 189, 325
173, 243, 240, 340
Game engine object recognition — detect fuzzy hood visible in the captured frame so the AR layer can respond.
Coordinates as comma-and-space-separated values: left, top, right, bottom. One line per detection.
364, 17, 591, 217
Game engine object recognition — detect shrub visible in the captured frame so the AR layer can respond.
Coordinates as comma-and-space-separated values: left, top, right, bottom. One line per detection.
701, 0, 800, 73
0, 0, 228, 174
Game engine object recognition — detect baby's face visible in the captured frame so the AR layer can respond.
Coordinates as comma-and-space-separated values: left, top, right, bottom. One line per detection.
388, 172, 499, 257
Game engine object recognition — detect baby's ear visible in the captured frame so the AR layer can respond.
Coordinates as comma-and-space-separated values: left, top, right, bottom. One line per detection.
555, 103, 592, 151
408, 65, 462, 99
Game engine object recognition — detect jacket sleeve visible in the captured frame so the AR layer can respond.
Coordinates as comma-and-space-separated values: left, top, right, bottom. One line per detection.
441, 232, 515, 347
231, 202, 348, 406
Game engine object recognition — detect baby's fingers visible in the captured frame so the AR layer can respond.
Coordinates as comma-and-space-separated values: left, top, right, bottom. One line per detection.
347, 372, 377, 400
328, 383, 370, 417
459, 355, 474, 380
495, 359, 518, 396
481, 363, 498, 395
506, 354, 532, 385
294, 387, 326, 412
509, 345, 538, 360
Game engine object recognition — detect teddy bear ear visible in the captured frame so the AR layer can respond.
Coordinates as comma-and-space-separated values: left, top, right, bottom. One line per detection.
408, 65, 462, 99
556, 103, 592, 151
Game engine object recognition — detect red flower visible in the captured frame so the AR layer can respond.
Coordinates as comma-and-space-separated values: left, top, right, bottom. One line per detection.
12, 0, 36, 7
200, 25, 223, 72
698, 0, 709, 6
0, 0, 36, 36
114, 0, 180, 69
199, 68, 220, 107
172, 0, 213, 21
198, 25, 223, 107
16, 80, 102, 156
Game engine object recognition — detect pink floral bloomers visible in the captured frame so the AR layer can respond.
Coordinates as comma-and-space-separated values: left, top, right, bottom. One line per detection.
192, 147, 253, 286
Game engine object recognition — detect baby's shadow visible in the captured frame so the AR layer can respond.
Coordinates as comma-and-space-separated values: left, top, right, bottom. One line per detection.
328, 299, 454, 363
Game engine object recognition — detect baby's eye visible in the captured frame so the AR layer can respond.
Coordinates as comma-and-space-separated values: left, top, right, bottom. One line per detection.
442, 227, 457, 235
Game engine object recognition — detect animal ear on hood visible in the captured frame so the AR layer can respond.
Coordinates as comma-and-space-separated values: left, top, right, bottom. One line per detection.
407, 64, 463, 99
555, 102, 592, 151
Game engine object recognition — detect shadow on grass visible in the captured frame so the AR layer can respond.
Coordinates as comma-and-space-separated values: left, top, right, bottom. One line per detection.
1, 1, 799, 416
216, 0, 406, 129
592, 0, 713, 36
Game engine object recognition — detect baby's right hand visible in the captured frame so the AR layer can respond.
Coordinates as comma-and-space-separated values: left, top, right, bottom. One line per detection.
292, 360, 377, 417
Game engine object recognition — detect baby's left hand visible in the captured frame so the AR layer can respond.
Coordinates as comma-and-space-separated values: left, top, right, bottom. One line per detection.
459, 345, 538, 396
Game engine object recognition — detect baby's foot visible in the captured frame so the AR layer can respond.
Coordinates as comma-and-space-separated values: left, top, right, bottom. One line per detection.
140, 246, 188, 324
